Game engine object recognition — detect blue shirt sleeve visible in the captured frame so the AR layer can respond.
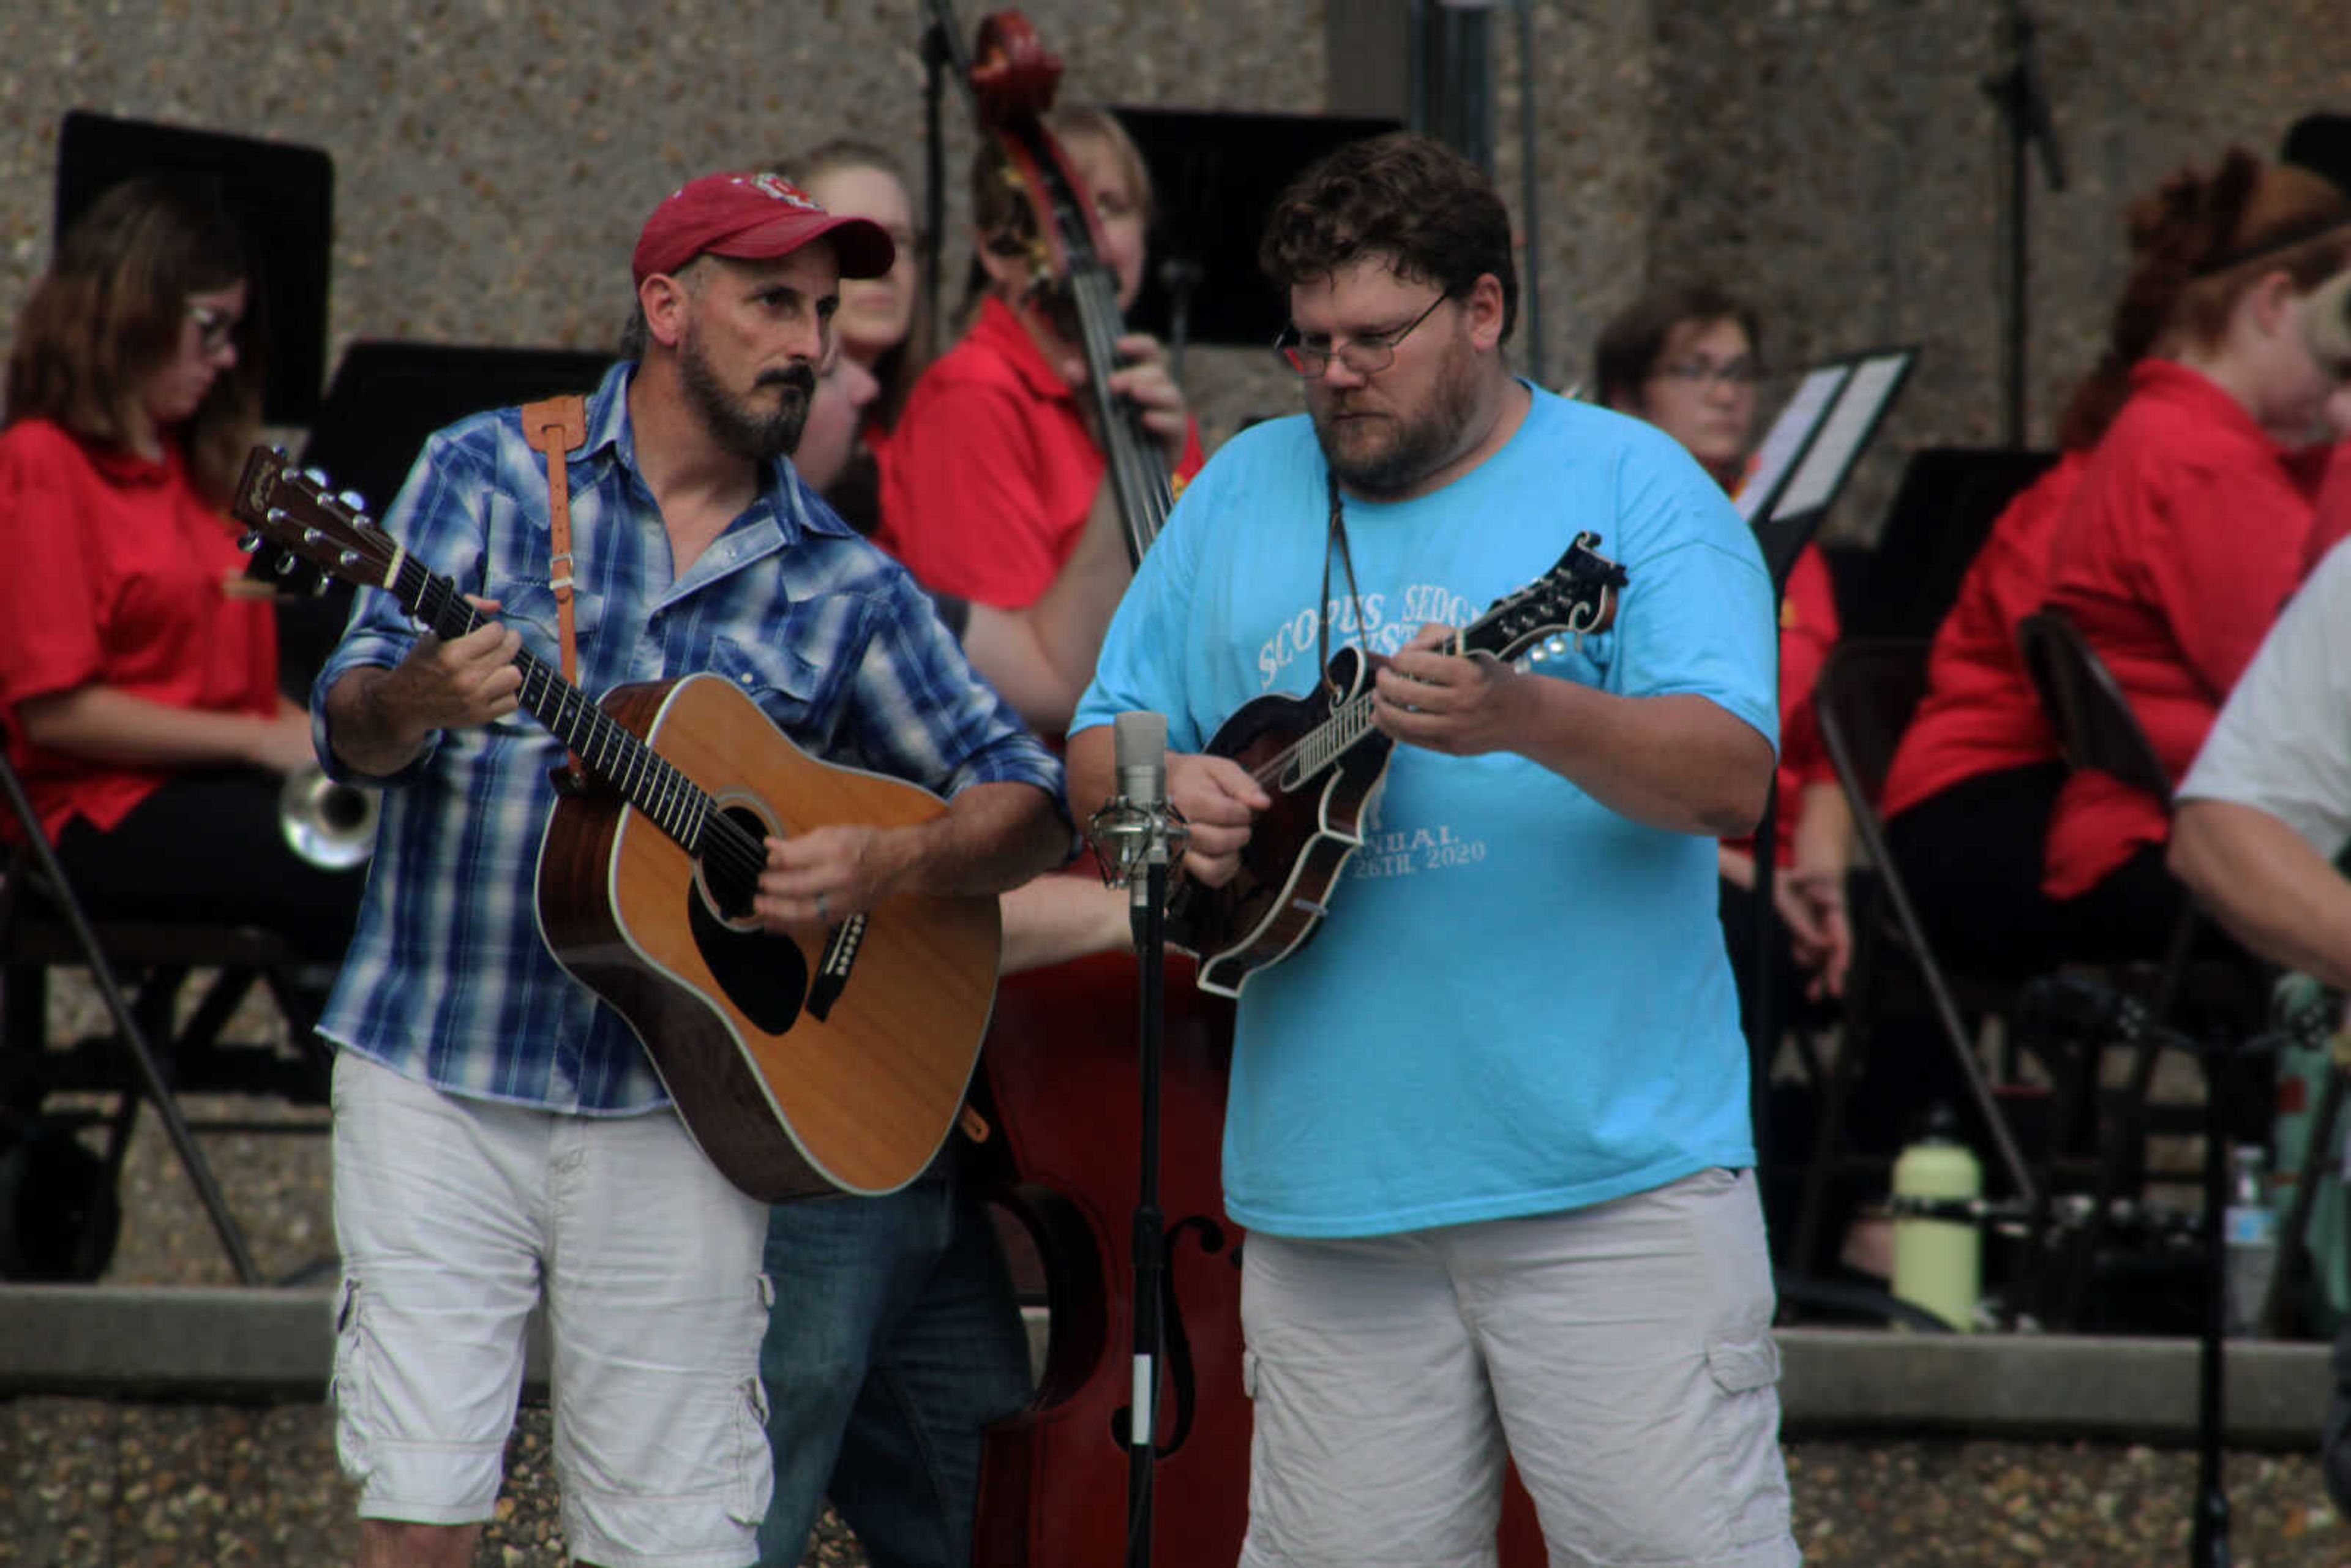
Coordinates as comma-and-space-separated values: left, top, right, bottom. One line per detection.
310, 424, 502, 787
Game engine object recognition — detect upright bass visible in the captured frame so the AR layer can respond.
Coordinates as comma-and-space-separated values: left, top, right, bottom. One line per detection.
918, 8, 1249, 1565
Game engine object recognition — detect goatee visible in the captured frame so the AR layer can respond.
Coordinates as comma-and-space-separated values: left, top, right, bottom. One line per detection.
680, 330, 815, 463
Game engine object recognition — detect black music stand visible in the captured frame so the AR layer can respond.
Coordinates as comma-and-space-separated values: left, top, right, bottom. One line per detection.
1738, 348, 1914, 1214
56, 110, 333, 429
271, 342, 613, 696
1111, 108, 1403, 371
1840, 446, 2058, 640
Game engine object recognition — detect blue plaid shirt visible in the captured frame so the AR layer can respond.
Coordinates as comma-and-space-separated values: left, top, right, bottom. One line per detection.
311, 361, 1063, 1114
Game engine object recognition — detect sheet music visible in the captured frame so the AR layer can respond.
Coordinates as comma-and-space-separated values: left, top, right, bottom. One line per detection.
1769, 351, 1914, 520
1736, 366, 1851, 523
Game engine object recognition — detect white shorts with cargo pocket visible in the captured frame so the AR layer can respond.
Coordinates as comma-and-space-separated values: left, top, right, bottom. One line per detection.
329, 1050, 774, 1568
1238, 1166, 1801, 1568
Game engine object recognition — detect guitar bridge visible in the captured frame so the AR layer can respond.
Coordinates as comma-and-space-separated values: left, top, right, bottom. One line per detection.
805, 914, 866, 1021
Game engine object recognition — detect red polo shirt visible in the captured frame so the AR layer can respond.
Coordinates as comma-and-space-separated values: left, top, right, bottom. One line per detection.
876, 295, 1204, 608
1879, 452, 2088, 820
1732, 543, 1839, 864
0, 418, 278, 841
2040, 359, 2317, 899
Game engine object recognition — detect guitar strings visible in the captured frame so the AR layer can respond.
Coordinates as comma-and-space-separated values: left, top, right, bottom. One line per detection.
398, 558, 771, 900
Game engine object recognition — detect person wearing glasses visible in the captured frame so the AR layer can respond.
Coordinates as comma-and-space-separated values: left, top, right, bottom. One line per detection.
877, 105, 1199, 620
1068, 133, 1799, 1568
1596, 285, 1853, 1016
0, 176, 362, 957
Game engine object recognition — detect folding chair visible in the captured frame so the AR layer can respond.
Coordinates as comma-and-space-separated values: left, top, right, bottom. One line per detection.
0, 741, 331, 1285
2013, 608, 2257, 1327
1791, 639, 2041, 1296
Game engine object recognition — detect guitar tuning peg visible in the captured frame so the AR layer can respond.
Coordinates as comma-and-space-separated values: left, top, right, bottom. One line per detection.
337, 490, 368, 514
337, 549, 366, 569
302, 467, 330, 488
236, 532, 262, 554
274, 553, 299, 576
310, 577, 334, 599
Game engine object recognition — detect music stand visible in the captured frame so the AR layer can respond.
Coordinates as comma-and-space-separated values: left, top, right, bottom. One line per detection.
1751, 348, 1917, 587
1111, 108, 1403, 365
55, 110, 333, 428
1842, 446, 2058, 640
269, 342, 613, 695
1737, 347, 1915, 1184
1736, 363, 1856, 530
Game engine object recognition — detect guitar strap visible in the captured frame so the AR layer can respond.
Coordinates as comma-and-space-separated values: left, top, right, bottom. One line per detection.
522, 394, 590, 779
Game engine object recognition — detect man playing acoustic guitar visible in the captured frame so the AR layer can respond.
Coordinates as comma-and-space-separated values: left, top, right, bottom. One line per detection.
1067, 133, 1803, 1568
311, 171, 1068, 1568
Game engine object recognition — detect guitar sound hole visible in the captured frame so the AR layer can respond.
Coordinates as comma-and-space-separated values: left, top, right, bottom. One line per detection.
688, 802, 808, 1037
702, 805, 770, 923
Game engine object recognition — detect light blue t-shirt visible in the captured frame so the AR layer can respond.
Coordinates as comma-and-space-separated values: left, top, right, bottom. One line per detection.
1074, 386, 1779, 1239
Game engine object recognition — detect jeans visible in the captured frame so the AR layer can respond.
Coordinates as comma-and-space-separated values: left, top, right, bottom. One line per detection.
754, 1147, 1035, 1568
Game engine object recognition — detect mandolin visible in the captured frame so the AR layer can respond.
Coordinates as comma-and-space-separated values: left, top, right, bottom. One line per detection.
1166, 533, 1629, 997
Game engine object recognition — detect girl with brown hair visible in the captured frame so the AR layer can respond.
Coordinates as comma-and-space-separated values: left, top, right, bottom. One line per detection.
0, 176, 360, 953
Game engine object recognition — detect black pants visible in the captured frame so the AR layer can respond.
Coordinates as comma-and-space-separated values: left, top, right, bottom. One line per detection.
1883, 761, 2070, 980
47, 768, 364, 964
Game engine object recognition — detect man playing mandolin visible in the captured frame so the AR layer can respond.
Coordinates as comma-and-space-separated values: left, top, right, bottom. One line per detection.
1068, 133, 1804, 1567
310, 171, 1068, 1568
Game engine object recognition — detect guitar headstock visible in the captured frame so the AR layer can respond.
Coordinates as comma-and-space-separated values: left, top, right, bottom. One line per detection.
1471, 532, 1630, 664
230, 446, 399, 596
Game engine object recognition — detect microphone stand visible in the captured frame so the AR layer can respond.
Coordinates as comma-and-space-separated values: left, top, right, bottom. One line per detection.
1982, 0, 2067, 446
1087, 715, 1188, 1568
1123, 844, 1172, 1568
918, 0, 966, 350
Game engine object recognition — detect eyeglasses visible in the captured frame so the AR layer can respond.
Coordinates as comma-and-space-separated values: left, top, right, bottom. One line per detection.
1652, 356, 1759, 389
186, 302, 241, 354
1273, 291, 1453, 378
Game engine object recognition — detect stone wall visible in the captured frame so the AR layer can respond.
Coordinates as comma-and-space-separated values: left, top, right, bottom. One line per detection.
2, 2, 2347, 535
1648, 1, 2351, 542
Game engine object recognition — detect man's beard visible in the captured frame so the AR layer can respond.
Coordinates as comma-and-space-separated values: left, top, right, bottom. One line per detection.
678, 326, 815, 463
1308, 339, 1481, 500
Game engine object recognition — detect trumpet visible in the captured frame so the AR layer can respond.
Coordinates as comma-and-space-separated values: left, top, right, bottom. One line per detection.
279, 766, 380, 871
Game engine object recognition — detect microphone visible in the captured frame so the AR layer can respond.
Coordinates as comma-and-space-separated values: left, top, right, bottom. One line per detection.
1114, 710, 1168, 827
2304, 268, 2351, 371
1087, 711, 1187, 906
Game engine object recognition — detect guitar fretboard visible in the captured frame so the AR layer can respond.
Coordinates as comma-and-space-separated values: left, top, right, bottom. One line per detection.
388, 556, 767, 891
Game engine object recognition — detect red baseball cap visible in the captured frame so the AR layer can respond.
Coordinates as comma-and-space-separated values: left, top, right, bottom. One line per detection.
631, 171, 895, 285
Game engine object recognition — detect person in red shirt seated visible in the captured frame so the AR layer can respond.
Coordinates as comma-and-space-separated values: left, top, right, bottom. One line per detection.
1882, 156, 2351, 980
877, 105, 1200, 617
0, 177, 361, 958
2037, 151, 2351, 959
1596, 283, 1854, 1005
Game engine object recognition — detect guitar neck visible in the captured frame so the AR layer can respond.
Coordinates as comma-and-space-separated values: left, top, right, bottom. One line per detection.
389, 554, 718, 850
1275, 592, 1586, 790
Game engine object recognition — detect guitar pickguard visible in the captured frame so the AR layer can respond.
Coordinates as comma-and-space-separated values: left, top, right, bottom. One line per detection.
684, 882, 808, 1035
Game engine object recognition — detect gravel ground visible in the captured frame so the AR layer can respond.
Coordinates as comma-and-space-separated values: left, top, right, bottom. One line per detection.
7, 983, 2351, 1565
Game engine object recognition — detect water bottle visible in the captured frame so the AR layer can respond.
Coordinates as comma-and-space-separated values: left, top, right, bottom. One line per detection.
2224, 1144, 2280, 1337
1891, 1104, 1982, 1332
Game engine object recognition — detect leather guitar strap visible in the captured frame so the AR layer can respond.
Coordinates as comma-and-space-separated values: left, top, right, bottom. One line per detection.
522, 395, 590, 780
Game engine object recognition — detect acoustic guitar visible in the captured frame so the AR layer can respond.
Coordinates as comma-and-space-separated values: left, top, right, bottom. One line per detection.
231, 447, 1002, 1203
1164, 533, 1627, 997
